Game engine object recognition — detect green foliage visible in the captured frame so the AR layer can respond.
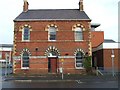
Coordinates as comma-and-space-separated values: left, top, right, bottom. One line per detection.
83, 56, 92, 69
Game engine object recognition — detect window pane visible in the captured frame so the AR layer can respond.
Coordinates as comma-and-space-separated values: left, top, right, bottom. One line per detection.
23, 63, 29, 67
0, 52, 2, 59
22, 52, 29, 68
24, 35, 29, 40
75, 27, 83, 40
76, 51, 84, 68
76, 63, 83, 67
75, 27, 82, 31
23, 27, 30, 40
49, 26, 56, 40
49, 27, 56, 32
75, 31, 82, 40
50, 35, 56, 40
50, 32, 56, 35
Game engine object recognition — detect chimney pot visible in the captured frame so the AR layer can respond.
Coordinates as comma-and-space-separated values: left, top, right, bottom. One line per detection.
23, 0, 29, 12
79, 0, 84, 11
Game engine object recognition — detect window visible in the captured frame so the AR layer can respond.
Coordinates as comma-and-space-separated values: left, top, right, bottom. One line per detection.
48, 26, 56, 41
48, 51, 58, 57
75, 27, 83, 41
21, 51, 29, 69
22, 26, 30, 41
0, 52, 2, 59
75, 51, 84, 69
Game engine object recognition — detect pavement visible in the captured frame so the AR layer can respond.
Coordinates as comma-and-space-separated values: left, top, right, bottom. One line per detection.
2, 74, 118, 82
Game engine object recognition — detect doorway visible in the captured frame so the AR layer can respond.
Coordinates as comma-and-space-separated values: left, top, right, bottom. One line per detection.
48, 57, 57, 73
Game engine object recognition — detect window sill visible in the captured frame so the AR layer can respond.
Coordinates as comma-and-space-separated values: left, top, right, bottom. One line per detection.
75, 40, 84, 42
21, 67, 29, 69
22, 40, 30, 42
48, 40, 56, 42
75, 67, 84, 69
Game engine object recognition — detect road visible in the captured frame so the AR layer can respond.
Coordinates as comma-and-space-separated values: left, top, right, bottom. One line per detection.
2, 77, 118, 88
0, 68, 119, 88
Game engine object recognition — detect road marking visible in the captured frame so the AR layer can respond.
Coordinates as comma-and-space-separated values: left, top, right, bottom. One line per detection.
76, 80, 84, 84
15, 80, 32, 82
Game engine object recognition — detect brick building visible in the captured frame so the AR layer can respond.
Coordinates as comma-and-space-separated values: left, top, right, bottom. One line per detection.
0, 44, 13, 67
93, 40, 120, 73
13, 0, 104, 75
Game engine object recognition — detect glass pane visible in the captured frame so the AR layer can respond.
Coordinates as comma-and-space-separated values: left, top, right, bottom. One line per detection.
23, 27, 30, 40
50, 32, 56, 35
0, 52, 2, 59
76, 52, 83, 57
22, 52, 29, 67
76, 61, 82, 63
23, 63, 29, 67
76, 51, 84, 68
23, 61, 29, 63
49, 26, 56, 40
76, 58, 83, 62
24, 35, 29, 39
75, 31, 82, 40
50, 35, 56, 40
76, 63, 83, 67
49, 27, 56, 32
75, 27, 82, 31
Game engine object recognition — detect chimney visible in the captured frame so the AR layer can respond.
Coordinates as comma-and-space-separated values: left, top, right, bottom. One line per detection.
23, 0, 29, 12
79, 0, 84, 11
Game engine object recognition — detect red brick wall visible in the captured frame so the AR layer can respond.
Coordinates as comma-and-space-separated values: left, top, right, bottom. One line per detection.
103, 49, 119, 70
91, 31, 104, 48
93, 49, 119, 71
13, 20, 91, 75
1, 51, 12, 62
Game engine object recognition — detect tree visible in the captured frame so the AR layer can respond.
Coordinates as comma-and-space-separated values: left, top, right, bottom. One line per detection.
83, 55, 92, 74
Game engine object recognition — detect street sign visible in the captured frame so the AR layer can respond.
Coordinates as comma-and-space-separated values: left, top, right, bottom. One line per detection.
59, 67, 63, 73
61, 59, 64, 62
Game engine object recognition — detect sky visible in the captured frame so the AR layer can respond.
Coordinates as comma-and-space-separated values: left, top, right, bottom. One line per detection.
0, 0, 119, 44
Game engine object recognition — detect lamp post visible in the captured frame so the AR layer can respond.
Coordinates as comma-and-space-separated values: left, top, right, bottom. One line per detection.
5, 53, 8, 77
61, 59, 64, 80
111, 49, 115, 77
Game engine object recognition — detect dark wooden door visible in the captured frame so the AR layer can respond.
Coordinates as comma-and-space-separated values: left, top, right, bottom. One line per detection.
48, 58, 57, 73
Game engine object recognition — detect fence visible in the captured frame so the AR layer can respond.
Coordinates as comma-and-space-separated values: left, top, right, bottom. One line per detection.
96, 67, 119, 76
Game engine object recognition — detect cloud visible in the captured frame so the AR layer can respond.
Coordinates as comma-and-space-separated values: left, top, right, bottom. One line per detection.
0, 0, 119, 43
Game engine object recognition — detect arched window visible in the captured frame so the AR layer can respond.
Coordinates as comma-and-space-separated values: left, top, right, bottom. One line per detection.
75, 27, 83, 41
22, 26, 30, 41
21, 51, 29, 69
48, 51, 58, 57
48, 26, 57, 41
75, 51, 84, 69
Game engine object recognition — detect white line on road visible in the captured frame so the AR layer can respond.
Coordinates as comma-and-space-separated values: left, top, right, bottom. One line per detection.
15, 80, 32, 82
76, 80, 85, 84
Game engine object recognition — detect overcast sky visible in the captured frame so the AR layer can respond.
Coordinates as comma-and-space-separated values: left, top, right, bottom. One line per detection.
0, 0, 119, 44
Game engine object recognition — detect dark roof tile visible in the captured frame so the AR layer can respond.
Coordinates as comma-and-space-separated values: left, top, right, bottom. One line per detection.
14, 9, 90, 21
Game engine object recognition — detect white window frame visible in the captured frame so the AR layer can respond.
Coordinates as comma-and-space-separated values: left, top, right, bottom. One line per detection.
21, 52, 29, 70
0, 52, 2, 59
75, 52, 84, 69
22, 26, 30, 42
74, 27, 83, 41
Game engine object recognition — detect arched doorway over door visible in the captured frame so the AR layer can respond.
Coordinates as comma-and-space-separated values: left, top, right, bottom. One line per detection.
45, 46, 60, 73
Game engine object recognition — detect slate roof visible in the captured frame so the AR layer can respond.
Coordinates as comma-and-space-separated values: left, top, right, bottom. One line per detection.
0, 44, 13, 48
104, 39, 116, 43
14, 9, 91, 21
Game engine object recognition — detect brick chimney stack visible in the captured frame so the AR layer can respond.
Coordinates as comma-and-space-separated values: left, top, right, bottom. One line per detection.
23, 0, 29, 12
79, 0, 84, 11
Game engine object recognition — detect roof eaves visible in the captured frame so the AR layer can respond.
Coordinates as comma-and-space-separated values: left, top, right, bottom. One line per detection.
14, 19, 91, 22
